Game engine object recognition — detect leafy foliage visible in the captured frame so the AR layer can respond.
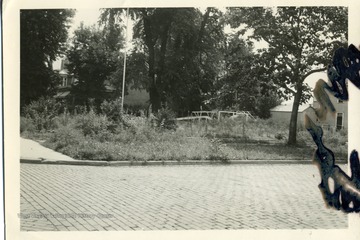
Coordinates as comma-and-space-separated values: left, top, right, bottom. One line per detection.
210, 35, 281, 117
154, 107, 177, 130
101, 8, 226, 114
74, 110, 112, 137
20, 9, 75, 106
100, 98, 123, 123
22, 97, 63, 131
226, 7, 348, 144
22, 108, 348, 161
66, 23, 124, 108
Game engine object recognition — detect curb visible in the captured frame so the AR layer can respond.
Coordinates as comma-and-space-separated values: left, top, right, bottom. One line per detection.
19, 158, 348, 167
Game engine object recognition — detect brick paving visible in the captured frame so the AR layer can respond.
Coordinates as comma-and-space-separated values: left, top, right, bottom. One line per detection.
20, 163, 348, 231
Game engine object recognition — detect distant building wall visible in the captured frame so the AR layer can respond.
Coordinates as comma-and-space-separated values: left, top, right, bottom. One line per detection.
269, 111, 292, 125
124, 88, 150, 106
270, 109, 310, 128
313, 94, 348, 130
270, 93, 347, 131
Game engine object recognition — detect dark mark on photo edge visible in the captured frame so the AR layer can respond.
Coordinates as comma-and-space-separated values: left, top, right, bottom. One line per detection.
305, 44, 360, 213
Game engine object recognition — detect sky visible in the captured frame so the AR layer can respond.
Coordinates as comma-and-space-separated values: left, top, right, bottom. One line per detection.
54, 8, 137, 69
69, 8, 102, 35
53, 9, 101, 70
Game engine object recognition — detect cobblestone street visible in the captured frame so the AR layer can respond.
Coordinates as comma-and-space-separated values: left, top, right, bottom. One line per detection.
20, 163, 348, 231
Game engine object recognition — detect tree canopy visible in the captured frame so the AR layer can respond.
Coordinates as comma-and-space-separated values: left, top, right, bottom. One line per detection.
66, 23, 124, 107
211, 34, 280, 118
100, 8, 226, 115
20, 9, 75, 106
227, 6, 348, 144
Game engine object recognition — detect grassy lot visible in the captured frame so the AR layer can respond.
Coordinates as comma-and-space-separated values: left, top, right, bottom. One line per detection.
20, 108, 348, 162
20, 98, 347, 162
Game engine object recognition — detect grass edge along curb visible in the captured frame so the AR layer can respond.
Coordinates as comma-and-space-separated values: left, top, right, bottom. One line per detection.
19, 158, 345, 167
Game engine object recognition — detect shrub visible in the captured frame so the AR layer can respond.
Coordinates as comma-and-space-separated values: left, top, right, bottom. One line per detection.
75, 110, 112, 136
48, 125, 84, 151
275, 133, 285, 140
54, 113, 72, 128
74, 105, 88, 115
124, 104, 148, 116
100, 98, 123, 123
20, 117, 36, 133
22, 97, 63, 131
154, 107, 177, 130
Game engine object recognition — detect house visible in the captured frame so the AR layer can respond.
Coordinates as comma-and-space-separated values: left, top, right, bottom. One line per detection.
123, 88, 150, 106
270, 96, 347, 131
270, 103, 313, 128
312, 93, 348, 131
53, 59, 150, 107
54, 59, 76, 99
270, 73, 348, 131
270, 87, 348, 130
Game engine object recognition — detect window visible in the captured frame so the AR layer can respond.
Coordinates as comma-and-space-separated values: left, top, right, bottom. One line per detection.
336, 113, 344, 130
322, 124, 331, 131
62, 77, 68, 87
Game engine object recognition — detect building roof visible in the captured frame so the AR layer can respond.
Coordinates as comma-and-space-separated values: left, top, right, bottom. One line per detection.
270, 103, 311, 112
54, 91, 70, 99
59, 69, 69, 75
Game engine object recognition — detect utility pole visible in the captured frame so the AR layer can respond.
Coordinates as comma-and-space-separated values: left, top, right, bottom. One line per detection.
121, 8, 130, 113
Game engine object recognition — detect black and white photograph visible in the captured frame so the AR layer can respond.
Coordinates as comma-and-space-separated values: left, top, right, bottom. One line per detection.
3, 0, 360, 239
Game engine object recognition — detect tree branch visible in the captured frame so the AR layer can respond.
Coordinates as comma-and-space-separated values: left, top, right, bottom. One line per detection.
280, 53, 296, 72
276, 77, 296, 95
303, 67, 327, 79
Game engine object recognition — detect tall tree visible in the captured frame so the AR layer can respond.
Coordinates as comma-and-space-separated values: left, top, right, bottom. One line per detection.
66, 23, 124, 107
100, 8, 225, 114
211, 34, 280, 117
20, 9, 75, 106
227, 7, 347, 144
158, 8, 225, 115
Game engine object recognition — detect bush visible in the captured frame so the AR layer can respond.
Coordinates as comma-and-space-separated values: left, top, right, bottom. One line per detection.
154, 107, 177, 130
275, 133, 285, 140
22, 97, 63, 131
20, 117, 36, 133
74, 105, 88, 115
48, 126, 84, 151
124, 104, 148, 116
54, 113, 72, 128
100, 98, 123, 123
75, 110, 112, 136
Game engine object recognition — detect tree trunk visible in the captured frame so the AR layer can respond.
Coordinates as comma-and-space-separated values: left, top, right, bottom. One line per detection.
196, 8, 211, 108
157, 16, 172, 106
147, 42, 160, 112
142, 10, 161, 112
287, 83, 303, 145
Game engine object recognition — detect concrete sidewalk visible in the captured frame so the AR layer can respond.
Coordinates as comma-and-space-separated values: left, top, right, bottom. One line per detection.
20, 137, 75, 162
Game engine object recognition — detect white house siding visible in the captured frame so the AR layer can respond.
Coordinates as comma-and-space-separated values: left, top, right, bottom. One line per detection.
270, 93, 348, 131
312, 94, 348, 130
270, 108, 311, 128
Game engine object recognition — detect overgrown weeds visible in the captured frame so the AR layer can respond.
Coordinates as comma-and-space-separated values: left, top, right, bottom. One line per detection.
21, 98, 348, 161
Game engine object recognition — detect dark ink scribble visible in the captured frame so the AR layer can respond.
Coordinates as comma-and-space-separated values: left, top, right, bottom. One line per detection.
305, 44, 360, 213
312, 79, 336, 121
328, 44, 360, 99
312, 44, 360, 121
305, 115, 360, 212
